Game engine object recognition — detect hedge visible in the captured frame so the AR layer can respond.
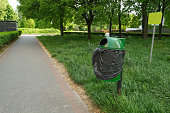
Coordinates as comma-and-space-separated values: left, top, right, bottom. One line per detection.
19, 31, 22, 36
0, 31, 20, 48
64, 31, 170, 37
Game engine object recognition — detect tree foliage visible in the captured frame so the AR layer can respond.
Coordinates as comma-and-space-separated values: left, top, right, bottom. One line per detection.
0, 0, 18, 21
37, 20, 51, 29
17, 0, 170, 39
165, 11, 170, 28
25, 19, 35, 28
100, 0, 118, 36
129, 14, 141, 28
0, 0, 8, 20
4, 4, 18, 21
18, 17, 26, 28
164, 1, 170, 28
18, 0, 73, 36
124, 0, 162, 39
67, 0, 103, 39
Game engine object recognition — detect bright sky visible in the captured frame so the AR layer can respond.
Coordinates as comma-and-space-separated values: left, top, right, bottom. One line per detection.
8, 0, 20, 11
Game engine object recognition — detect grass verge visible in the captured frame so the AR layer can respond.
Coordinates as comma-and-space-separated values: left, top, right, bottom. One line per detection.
18, 28, 60, 34
37, 35, 170, 113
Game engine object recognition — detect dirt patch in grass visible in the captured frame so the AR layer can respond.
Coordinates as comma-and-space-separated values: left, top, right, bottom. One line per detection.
37, 38, 101, 113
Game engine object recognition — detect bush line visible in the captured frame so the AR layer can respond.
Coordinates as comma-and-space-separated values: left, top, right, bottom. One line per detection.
64, 31, 170, 37
0, 31, 21, 48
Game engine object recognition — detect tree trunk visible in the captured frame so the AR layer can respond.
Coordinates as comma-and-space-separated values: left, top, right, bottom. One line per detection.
109, 17, 112, 37
87, 23, 92, 39
109, 7, 114, 37
142, 0, 148, 39
60, 15, 64, 36
118, 0, 121, 38
118, 14, 122, 38
142, 16, 148, 39
82, 9, 94, 39
157, 1, 161, 12
158, 0, 165, 40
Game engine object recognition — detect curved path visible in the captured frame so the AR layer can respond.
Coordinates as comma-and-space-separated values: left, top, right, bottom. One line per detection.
0, 36, 88, 113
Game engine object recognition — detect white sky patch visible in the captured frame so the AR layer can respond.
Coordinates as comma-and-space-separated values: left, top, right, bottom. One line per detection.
8, 0, 20, 11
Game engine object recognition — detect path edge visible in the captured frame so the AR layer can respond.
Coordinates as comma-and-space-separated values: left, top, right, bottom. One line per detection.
35, 37, 90, 113
0, 37, 20, 59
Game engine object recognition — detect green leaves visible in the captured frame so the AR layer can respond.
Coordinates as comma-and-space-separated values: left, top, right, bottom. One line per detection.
18, 0, 75, 36
0, 0, 18, 21
25, 19, 35, 28
0, 31, 19, 47
165, 1, 170, 28
0, 0, 8, 20
4, 4, 18, 21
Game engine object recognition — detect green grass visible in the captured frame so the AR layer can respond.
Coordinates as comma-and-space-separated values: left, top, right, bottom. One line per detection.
37, 35, 170, 113
18, 28, 60, 34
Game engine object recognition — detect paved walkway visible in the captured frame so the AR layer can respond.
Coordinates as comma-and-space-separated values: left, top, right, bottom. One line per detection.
0, 36, 88, 113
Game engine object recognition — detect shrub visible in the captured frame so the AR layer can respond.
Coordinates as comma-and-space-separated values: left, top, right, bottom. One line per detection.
0, 31, 19, 48
18, 28, 60, 34
25, 19, 35, 28
18, 31, 22, 36
64, 31, 170, 37
37, 20, 52, 29
19, 18, 27, 28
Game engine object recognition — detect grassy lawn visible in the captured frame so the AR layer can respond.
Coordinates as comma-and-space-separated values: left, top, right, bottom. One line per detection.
37, 35, 170, 113
18, 28, 60, 34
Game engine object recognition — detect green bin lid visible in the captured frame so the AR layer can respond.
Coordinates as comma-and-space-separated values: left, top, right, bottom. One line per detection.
99, 37, 125, 50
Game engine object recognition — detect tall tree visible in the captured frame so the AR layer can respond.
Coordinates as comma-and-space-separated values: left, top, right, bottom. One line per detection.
141, 0, 148, 39
18, 0, 73, 36
126, 0, 160, 39
4, 4, 18, 21
67, 0, 101, 39
0, 0, 19, 21
118, 0, 122, 38
164, 3, 170, 28
102, 0, 117, 37
158, 0, 169, 40
0, 0, 8, 20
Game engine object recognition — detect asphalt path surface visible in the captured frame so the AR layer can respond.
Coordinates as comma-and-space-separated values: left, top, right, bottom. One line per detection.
0, 36, 88, 113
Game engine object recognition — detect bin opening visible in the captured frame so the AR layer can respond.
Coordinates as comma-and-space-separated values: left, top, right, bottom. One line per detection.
99, 38, 107, 46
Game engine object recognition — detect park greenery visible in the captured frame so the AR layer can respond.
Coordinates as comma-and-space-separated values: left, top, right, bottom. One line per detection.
38, 35, 170, 113
0, 31, 20, 49
0, 0, 18, 21
17, 0, 170, 112
0, 0, 169, 39
0, 0, 169, 112
18, 28, 60, 34
18, 0, 170, 39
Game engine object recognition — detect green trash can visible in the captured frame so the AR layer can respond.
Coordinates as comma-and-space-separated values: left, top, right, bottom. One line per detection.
92, 37, 126, 82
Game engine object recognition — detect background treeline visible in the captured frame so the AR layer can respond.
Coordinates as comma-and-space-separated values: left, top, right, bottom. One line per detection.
18, 0, 170, 39
19, 18, 52, 28
0, 0, 51, 29
1, 0, 170, 39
